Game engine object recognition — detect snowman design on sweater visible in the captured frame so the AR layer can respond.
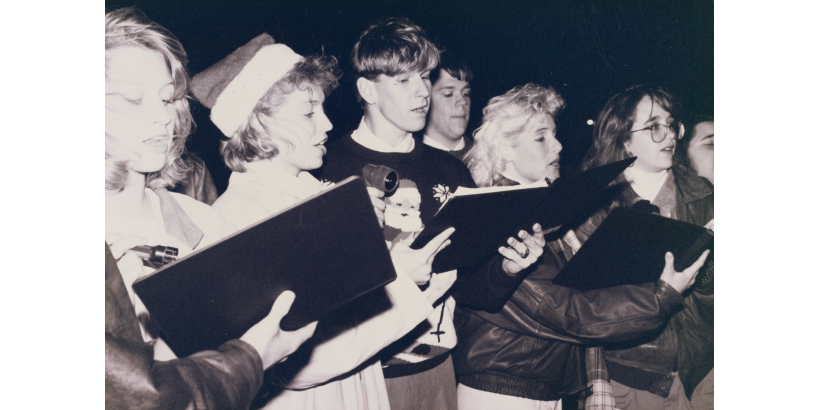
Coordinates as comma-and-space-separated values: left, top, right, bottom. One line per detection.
383, 179, 424, 247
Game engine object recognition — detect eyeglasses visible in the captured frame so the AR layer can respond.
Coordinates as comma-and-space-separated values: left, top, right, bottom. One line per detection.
629, 122, 684, 143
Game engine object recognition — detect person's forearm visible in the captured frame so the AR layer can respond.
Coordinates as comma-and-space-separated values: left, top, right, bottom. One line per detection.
106, 336, 263, 410
451, 255, 528, 311
281, 271, 434, 389
483, 276, 684, 344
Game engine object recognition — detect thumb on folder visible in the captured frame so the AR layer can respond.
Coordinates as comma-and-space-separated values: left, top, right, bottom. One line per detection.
240, 290, 318, 369
658, 250, 711, 294
390, 227, 456, 286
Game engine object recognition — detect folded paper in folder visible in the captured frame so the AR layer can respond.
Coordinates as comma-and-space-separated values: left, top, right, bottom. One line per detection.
410, 157, 636, 273
132, 176, 397, 358
551, 207, 714, 291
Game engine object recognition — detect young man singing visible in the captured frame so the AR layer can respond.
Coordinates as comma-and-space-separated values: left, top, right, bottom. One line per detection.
314, 18, 545, 410
421, 52, 474, 162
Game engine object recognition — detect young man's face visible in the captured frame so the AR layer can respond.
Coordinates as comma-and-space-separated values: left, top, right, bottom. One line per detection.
370, 70, 432, 134
687, 121, 714, 184
426, 70, 471, 141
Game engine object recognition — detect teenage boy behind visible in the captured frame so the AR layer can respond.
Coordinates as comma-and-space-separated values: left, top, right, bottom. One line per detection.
314, 18, 545, 410
421, 52, 474, 162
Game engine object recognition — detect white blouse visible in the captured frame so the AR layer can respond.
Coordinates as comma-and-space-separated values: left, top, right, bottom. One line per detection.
105, 188, 233, 360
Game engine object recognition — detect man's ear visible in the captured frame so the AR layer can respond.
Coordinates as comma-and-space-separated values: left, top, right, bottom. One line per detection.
357, 77, 377, 105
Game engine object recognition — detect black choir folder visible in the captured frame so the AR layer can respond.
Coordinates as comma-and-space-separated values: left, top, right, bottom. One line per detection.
132, 176, 397, 358
410, 157, 636, 273
552, 207, 714, 291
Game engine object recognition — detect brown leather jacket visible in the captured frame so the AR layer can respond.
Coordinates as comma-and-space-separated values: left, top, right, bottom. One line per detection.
452, 176, 686, 402
577, 164, 714, 399
105, 244, 263, 409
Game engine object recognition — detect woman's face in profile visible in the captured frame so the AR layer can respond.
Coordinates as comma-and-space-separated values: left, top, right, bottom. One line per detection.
624, 96, 676, 173
105, 46, 175, 174
506, 113, 562, 183
268, 86, 333, 174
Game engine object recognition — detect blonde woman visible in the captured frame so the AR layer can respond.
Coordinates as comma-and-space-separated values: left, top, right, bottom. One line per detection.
104, 8, 317, 409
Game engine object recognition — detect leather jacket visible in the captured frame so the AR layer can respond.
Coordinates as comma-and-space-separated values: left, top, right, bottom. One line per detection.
578, 164, 714, 399
105, 244, 264, 409
452, 177, 686, 402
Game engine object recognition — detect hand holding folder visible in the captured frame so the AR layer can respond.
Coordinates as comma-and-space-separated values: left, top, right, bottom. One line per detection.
497, 223, 548, 276
552, 207, 715, 291
237, 290, 319, 369
389, 227, 456, 285
656, 250, 712, 295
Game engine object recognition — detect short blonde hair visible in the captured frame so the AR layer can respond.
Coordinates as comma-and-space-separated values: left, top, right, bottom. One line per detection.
465, 83, 565, 187
220, 55, 340, 172
105, 7, 193, 192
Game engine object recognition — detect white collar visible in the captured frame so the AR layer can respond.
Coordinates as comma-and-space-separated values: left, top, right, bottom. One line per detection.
624, 167, 669, 202
422, 134, 465, 151
239, 161, 326, 200
351, 118, 415, 153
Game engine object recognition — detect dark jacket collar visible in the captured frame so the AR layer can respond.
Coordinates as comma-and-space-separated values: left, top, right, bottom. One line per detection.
671, 163, 713, 205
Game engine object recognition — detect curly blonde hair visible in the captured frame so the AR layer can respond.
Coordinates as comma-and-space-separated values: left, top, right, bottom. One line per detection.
220, 55, 341, 172
465, 83, 565, 187
105, 7, 193, 192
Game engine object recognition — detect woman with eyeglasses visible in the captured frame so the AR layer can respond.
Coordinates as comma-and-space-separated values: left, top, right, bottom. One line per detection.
578, 85, 714, 410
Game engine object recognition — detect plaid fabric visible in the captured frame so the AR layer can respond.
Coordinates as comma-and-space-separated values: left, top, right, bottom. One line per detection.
563, 230, 582, 254
553, 234, 616, 410
584, 347, 617, 410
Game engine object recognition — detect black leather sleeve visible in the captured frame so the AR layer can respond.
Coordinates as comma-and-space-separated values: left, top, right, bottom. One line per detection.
469, 251, 684, 345
451, 254, 531, 311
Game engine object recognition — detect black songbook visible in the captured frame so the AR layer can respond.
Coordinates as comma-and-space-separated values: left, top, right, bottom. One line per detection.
410, 157, 636, 273
552, 207, 714, 291
132, 176, 397, 358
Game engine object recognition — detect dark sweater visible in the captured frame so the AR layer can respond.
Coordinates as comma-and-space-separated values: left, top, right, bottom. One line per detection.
313, 134, 528, 377
316, 134, 475, 235
447, 137, 474, 163
417, 133, 474, 164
